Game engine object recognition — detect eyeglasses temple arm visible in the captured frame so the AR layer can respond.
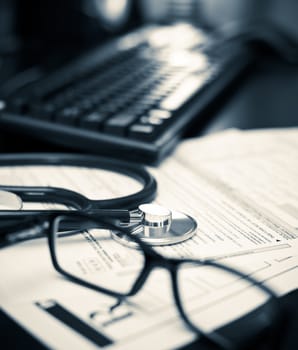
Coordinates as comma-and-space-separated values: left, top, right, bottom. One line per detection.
0, 219, 50, 248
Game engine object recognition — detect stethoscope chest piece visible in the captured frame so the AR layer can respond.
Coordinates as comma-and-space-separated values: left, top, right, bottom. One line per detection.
111, 204, 197, 247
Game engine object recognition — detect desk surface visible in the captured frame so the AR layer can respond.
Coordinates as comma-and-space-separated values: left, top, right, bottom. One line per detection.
201, 57, 298, 135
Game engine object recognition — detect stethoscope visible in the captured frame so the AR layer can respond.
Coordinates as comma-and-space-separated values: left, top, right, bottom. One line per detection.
0, 153, 197, 247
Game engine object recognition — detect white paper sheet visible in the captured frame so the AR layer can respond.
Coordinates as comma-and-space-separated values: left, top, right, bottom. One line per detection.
0, 128, 297, 350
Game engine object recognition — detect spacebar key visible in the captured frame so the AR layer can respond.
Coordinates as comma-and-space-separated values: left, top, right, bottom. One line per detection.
160, 73, 209, 111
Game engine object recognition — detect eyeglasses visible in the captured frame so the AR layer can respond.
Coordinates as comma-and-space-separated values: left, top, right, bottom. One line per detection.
1, 211, 282, 349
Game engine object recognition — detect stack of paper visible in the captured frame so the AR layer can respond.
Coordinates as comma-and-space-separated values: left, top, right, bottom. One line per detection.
0, 128, 297, 350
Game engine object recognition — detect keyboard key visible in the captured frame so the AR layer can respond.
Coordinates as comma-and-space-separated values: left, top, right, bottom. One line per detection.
0, 100, 6, 111
127, 105, 150, 117
80, 112, 106, 130
128, 124, 156, 140
160, 73, 209, 111
56, 107, 81, 125
140, 116, 163, 125
98, 103, 120, 116
31, 103, 56, 120
76, 99, 96, 113
149, 109, 172, 120
9, 97, 29, 113
104, 113, 136, 135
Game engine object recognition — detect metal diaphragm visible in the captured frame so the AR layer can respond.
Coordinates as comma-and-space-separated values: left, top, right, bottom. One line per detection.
111, 204, 197, 247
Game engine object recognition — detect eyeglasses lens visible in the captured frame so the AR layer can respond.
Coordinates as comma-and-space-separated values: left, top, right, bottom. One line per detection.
177, 261, 271, 332
53, 216, 146, 295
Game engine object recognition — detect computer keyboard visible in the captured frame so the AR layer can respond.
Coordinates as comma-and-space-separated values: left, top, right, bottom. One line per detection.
0, 23, 252, 164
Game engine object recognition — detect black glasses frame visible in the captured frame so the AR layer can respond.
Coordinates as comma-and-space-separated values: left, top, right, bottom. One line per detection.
0, 210, 283, 350
42, 212, 282, 350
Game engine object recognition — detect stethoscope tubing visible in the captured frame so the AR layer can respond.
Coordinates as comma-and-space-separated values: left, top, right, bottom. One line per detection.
0, 153, 157, 210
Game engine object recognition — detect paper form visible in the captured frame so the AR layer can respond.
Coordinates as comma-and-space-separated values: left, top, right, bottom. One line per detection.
175, 128, 298, 231
0, 128, 297, 350
151, 129, 297, 260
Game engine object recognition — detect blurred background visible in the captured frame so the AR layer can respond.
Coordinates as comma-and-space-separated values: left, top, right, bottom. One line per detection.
1, 0, 298, 83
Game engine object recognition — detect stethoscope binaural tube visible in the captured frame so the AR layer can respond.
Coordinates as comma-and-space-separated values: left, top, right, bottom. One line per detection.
0, 153, 157, 210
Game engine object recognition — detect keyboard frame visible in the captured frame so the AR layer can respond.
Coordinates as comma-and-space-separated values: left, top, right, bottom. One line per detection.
0, 25, 254, 165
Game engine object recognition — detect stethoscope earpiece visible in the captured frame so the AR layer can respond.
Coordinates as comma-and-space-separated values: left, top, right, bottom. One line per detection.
0, 190, 23, 210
